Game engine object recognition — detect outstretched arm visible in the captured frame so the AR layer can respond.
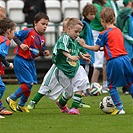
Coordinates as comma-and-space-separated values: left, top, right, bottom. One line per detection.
78, 38, 100, 52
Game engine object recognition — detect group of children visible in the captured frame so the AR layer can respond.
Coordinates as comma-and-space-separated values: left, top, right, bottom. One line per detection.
0, 2, 133, 118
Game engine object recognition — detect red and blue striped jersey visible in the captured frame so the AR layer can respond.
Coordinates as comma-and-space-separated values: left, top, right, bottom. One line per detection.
0, 36, 10, 57
14, 28, 46, 59
96, 28, 127, 60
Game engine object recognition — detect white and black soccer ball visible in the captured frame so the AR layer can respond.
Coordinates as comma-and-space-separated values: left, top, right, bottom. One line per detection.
89, 82, 102, 96
99, 96, 116, 114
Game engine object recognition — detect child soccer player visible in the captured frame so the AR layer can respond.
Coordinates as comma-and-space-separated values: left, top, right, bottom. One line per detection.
6, 12, 50, 113
79, 4, 97, 95
78, 7, 133, 115
27, 18, 71, 110
0, 18, 16, 118
28, 18, 91, 115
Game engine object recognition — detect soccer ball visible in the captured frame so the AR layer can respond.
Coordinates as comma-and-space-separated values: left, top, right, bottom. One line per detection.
89, 82, 102, 96
99, 96, 116, 114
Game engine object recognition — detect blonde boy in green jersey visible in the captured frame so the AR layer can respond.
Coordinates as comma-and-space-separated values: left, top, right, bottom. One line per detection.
28, 18, 91, 115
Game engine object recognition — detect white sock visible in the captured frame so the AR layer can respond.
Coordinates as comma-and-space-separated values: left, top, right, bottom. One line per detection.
102, 81, 107, 88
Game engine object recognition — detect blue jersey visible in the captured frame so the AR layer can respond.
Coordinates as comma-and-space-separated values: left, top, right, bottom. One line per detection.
14, 28, 46, 59
0, 36, 11, 76
0, 36, 10, 57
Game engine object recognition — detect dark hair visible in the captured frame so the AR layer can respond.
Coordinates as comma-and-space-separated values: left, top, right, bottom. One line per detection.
33, 12, 49, 26
0, 18, 16, 35
92, 0, 106, 6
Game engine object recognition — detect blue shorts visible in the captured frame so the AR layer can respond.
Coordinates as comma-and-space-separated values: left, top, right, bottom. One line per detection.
107, 55, 133, 88
14, 55, 37, 84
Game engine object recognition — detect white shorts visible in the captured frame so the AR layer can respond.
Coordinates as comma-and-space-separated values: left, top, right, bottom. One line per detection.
38, 64, 90, 100
92, 30, 104, 68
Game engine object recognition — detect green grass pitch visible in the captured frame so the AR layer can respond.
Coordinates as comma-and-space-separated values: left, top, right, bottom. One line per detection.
0, 84, 133, 133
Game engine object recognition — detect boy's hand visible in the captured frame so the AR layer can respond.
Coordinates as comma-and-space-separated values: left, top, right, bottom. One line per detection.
20, 43, 29, 51
83, 53, 91, 58
69, 55, 79, 61
78, 38, 86, 47
43, 50, 50, 56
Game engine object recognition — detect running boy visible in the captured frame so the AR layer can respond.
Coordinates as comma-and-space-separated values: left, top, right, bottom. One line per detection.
0, 18, 16, 118
6, 12, 50, 113
27, 17, 90, 110
78, 7, 133, 115
29, 18, 90, 115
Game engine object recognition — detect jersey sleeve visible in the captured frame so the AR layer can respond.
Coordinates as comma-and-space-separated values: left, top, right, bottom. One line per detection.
95, 33, 105, 47
15, 28, 30, 42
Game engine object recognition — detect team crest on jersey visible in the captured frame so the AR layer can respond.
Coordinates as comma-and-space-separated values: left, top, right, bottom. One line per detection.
69, 49, 76, 53
41, 40, 45, 46
67, 58, 77, 66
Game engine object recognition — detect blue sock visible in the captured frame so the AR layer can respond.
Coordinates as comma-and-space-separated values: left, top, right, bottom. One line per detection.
110, 87, 123, 110
10, 87, 23, 101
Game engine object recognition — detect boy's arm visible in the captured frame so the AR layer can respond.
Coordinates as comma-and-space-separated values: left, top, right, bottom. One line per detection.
78, 38, 100, 51
13, 36, 29, 51
62, 51, 79, 61
0, 54, 13, 68
79, 52, 91, 63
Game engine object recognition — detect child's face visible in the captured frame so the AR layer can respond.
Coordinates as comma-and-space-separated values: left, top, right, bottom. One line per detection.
86, 12, 96, 21
67, 24, 83, 40
34, 18, 49, 35
7, 26, 16, 40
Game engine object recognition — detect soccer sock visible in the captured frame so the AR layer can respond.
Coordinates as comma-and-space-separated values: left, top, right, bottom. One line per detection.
32, 92, 44, 104
19, 83, 32, 106
102, 81, 107, 88
110, 87, 123, 110
71, 94, 82, 109
58, 96, 69, 107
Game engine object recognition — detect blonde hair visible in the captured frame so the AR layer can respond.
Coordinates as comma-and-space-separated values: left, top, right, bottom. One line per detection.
100, 7, 115, 24
66, 18, 83, 28
62, 17, 70, 32
0, 6, 6, 19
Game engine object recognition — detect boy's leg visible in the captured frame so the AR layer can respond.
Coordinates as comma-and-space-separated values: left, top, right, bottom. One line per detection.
6, 83, 31, 112
68, 66, 90, 115
56, 95, 69, 113
109, 87, 125, 115
68, 93, 82, 115
27, 92, 44, 109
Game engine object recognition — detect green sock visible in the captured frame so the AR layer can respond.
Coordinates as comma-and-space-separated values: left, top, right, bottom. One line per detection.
32, 92, 44, 104
58, 96, 69, 107
71, 94, 82, 109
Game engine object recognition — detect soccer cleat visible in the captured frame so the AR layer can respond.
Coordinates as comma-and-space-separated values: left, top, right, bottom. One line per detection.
0, 115, 5, 118
0, 108, 13, 115
68, 108, 80, 115
56, 100, 69, 113
6, 97, 17, 112
111, 108, 125, 115
79, 103, 90, 108
17, 105, 29, 113
102, 87, 109, 94
27, 101, 36, 109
